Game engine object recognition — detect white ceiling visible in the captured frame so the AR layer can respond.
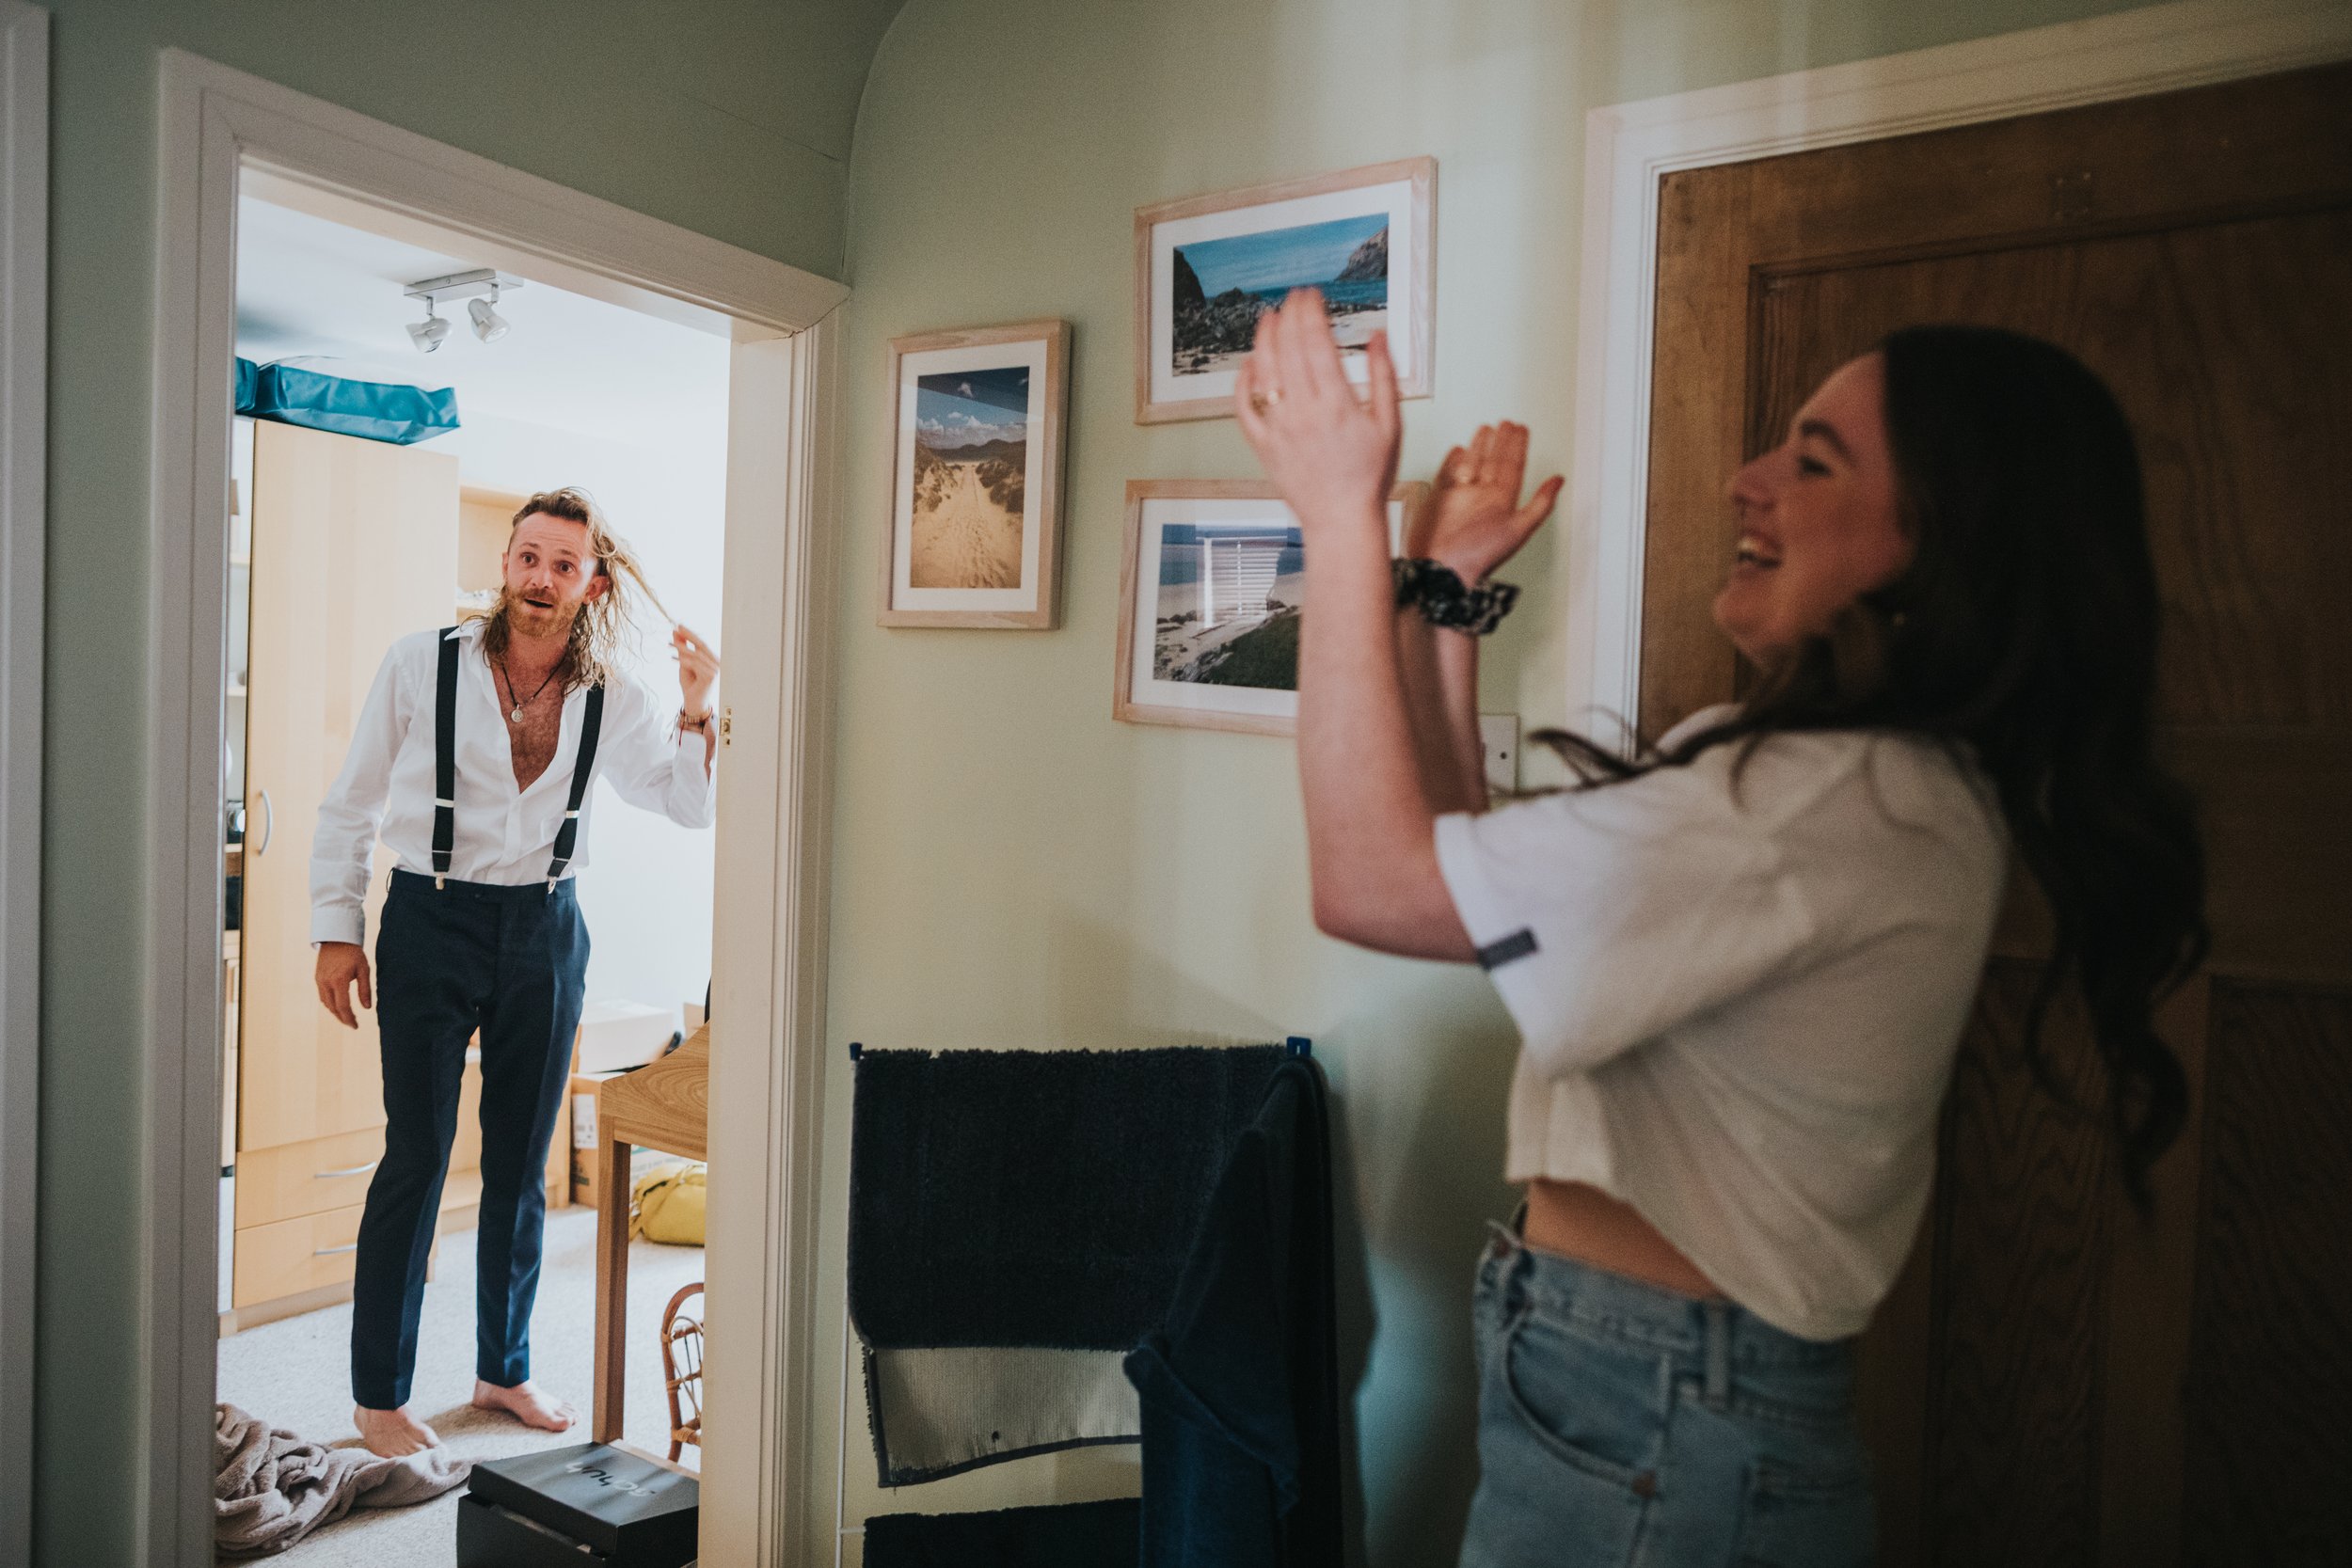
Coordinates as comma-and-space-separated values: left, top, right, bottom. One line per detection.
234, 197, 730, 452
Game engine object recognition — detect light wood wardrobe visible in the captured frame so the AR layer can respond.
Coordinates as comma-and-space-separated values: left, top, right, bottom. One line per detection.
229, 420, 564, 1327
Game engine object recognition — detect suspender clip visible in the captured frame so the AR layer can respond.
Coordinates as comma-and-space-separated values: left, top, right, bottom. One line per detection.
435, 875, 446, 891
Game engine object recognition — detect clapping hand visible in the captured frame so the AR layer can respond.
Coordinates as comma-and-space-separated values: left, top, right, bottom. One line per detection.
1411, 423, 1562, 584
1233, 290, 1402, 540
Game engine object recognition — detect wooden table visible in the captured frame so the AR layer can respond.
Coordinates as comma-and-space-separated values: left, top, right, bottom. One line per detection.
592, 1022, 708, 1444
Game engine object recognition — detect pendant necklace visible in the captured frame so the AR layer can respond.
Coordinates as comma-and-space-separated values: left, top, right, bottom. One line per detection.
496, 656, 561, 725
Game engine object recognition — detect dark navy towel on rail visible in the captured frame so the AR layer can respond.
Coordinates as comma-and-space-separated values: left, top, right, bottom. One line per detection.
1125, 1056, 1342, 1567
848, 1044, 1284, 1350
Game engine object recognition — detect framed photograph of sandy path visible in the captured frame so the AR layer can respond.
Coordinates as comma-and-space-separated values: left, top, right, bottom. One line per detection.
1115, 480, 1428, 736
881, 320, 1071, 628
1135, 157, 1435, 425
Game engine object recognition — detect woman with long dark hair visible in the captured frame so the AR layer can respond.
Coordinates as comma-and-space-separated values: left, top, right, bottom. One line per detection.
1232, 293, 2205, 1564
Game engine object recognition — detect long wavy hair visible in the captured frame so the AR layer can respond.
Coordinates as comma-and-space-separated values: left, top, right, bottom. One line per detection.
477, 487, 671, 690
1536, 325, 2207, 1208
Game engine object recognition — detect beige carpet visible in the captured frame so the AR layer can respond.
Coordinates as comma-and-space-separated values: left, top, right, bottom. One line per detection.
215, 1204, 705, 1564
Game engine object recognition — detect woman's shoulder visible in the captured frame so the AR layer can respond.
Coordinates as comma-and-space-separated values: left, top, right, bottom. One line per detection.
1506, 712, 1995, 858
1740, 723, 2005, 861
1646, 713, 1995, 845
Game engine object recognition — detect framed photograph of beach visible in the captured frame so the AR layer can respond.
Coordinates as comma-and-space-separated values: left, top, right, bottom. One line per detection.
881, 320, 1071, 628
1114, 480, 1428, 736
1134, 157, 1435, 425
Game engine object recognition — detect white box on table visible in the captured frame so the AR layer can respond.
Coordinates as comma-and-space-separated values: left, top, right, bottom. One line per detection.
576, 999, 680, 1075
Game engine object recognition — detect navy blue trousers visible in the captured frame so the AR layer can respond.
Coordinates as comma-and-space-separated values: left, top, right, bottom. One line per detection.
351, 869, 590, 1410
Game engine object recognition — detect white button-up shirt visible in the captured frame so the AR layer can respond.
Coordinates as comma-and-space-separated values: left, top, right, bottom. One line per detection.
309, 619, 716, 945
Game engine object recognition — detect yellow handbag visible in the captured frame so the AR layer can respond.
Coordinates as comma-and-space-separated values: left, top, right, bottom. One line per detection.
629, 1160, 707, 1245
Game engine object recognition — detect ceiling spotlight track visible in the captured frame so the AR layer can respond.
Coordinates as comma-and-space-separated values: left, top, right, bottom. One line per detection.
402, 268, 522, 353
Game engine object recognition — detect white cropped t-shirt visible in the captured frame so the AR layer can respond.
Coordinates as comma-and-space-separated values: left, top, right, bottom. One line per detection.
1434, 706, 2008, 1341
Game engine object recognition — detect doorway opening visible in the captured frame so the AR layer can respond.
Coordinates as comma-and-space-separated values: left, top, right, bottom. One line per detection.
148, 52, 845, 1567
213, 187, 728, 1558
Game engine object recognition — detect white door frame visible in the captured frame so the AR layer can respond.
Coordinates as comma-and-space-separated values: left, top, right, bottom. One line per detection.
1563, 0, 2352, 736
145, 52, 847, 1565
0, 7, 46, 1568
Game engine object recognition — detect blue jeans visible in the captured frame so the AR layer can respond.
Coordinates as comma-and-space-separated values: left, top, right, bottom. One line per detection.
1458, 1217, 1875, 1567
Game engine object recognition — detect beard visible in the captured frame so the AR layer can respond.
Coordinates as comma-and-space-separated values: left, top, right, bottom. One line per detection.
494, 584, 586, 643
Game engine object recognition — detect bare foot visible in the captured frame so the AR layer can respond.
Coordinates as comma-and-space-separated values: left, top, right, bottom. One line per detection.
353, 1403, 441, 1457
472, 1377, 577, 1433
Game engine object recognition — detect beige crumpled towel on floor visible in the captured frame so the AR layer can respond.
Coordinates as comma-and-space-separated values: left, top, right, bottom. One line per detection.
215, 1402, 470, 1557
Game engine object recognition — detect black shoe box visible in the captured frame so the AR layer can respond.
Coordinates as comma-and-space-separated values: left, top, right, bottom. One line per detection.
458, 1494, 621, 1567
457, 1442, 697, 1568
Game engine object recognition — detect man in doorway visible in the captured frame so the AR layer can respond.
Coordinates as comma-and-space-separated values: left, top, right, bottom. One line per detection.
310, 487, 719, 1456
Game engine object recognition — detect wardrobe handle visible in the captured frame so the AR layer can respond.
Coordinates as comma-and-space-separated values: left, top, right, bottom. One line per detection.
312, 1243, 358, 1257
313, 1160, 377, 1180
254, 788, 274, 855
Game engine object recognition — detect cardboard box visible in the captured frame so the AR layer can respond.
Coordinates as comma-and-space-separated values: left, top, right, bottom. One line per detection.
567, 1070, 628, 1209
566, 997, 703, 1208
567, 1073, 683, 1210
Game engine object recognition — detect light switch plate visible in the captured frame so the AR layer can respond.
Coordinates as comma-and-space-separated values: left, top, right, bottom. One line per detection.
1480, 712, 1519, 794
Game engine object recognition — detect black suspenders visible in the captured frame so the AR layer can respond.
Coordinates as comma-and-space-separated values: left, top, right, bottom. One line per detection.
430, 625, 607, 894
546, 685, 605, 891
433, 628, 460, 889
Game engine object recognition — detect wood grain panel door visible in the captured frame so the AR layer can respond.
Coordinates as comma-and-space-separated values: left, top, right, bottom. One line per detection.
240, 420, 458, 1153
1640, 60, 2352, 1565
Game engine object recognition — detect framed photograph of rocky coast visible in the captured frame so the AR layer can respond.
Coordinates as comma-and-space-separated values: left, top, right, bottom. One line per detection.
881, 320, 1071, 628
1115, 479, 1428, 735
1134, 157, 1435, 425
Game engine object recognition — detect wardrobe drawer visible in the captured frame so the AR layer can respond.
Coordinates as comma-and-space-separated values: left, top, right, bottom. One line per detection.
232, 1202, 365, 1308
235, 1128, 385, 1229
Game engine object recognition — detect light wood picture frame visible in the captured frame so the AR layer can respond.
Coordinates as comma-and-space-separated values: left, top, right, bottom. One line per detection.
881, 319, 1071, 628
1115, 479, 1428, 736
1134, 156, 1435, 425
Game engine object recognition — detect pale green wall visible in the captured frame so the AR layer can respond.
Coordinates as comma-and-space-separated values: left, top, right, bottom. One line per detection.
821, 0, 2161, 1559
32, 4, 897, 1562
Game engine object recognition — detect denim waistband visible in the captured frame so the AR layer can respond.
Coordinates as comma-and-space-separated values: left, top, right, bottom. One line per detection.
1482, 1211, 1852, 1376
389, 867, 577, 903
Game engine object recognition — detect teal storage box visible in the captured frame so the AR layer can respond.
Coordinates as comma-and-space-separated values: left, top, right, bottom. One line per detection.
248, 359, 460, 445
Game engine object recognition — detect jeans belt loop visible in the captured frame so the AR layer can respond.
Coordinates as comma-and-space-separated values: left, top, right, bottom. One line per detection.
1703, 1299, 1731, 1410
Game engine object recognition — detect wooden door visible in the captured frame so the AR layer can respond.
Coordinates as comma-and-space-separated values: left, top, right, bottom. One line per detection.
1642, 61, 2352, 1565
240, 420, 458, 1153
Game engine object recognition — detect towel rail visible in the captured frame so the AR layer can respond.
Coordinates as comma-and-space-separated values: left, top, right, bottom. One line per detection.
832, 1033, 1311, 1553
848, 1036, 1310, 1060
